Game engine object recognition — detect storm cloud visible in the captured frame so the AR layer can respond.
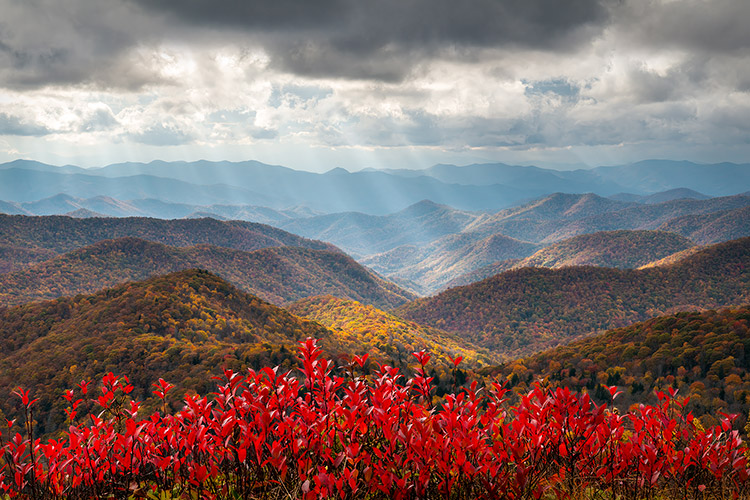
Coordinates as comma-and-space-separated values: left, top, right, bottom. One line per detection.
0, 0, 748, 169
126, 0, 614, 80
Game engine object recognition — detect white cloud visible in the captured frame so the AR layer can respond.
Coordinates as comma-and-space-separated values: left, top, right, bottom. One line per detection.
0, 0, 748, 169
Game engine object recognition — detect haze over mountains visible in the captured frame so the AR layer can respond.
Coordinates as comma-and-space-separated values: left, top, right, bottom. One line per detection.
2, 159, 749, 215
2, 159, 750, 297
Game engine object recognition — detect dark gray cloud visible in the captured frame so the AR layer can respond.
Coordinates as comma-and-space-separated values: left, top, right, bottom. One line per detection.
2, 0, 749, 87
128, 0, 349, 30
132, 0, 611, 47
0, 0, 157, 90
617, 0, 750, 54
128, 0, 615, 80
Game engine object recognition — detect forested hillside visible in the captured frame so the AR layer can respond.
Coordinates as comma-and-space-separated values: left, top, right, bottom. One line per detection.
659, 205, 750, 245
462, 194, 750, 244
0, 269, 335, 435
0, 214, 336, 257
362, 231, 539, 294
488, 306, 750, 426
396, 237, 750, 356
506, 230, 694, 270
0, 237, 415, 308
0, 244, 56, 274
288, 295, 498, 373
442, 230, 696, 289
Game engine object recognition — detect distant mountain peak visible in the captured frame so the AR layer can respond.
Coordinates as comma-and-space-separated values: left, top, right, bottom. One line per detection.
324, 167, 350, 175
38, 193, 80, 203
396, 199, 447, 216
64, 208, 106, 218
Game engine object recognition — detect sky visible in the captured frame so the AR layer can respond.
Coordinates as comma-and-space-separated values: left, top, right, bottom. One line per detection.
0, 0, 749, 172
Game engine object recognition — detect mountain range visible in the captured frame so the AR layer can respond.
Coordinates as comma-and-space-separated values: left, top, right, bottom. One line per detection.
2, 159, 749, 215
0, 269, 482, 436
338, 193, 750, 294
0, 214, 336, 257
444, 230, 699, 290
0, 192, 318, 223
3, 189, 750, 298
0, 237, 415, 309
396, 237, 750, 357
2, 156, 750, 436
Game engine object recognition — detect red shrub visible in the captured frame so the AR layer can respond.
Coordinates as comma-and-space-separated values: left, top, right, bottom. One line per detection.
0, 338, 747, 499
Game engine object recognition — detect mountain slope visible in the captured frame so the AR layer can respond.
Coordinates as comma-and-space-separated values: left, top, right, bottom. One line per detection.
490, 306, 750, 423
0, 269, 334, 435
0, 193, 320, 223
514, 230, 695, 269
609, 188, 710, 204
592, 160, 750, 196
0, 245, 56, 274
442, 260, 524, 289
288, 295, 499, 370
3, 159, 749, 215
0, 214, 336, 257
0, 237, 415, 308
0, 200, 29, 215
385, 161, 750, 197
0, 168, 277, 206
640, 188, 711, 204
638, 246, 706, 269
363, 232, 539, 294
462, 194, 750, 244
442, 230, 695, 289
658, 205, 750, 245
0, 161, 533, 214
279, 200, 481, 257
395, 237, 750, 356
461, 193, 638, 243
539, 195, 750, 243
90, 161, 535, 213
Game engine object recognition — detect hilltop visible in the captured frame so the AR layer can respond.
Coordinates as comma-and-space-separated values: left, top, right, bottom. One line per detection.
659, 205, 750, 245
359, 194, 750, 293
461, 193, 750, 244
279, 200, 480, 257
442, 230, 696, 289
0, 237, 415, 309
0, 269, 333, 435
0, 214, 336, 258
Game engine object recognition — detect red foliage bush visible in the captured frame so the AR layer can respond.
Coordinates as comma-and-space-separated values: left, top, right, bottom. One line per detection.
1, 338, 748, 499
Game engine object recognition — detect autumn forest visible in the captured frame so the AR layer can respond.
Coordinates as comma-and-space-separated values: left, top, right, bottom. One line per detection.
0, 160, 749, 499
